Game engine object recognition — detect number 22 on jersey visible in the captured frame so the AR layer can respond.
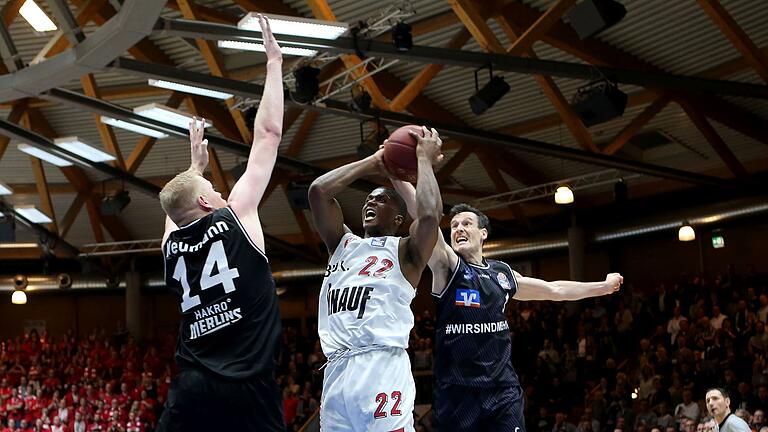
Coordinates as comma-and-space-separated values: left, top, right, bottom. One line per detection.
173, 240, 240, 312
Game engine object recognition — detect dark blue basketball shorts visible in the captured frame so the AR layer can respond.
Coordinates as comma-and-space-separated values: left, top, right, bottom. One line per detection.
434, 382, 525, 432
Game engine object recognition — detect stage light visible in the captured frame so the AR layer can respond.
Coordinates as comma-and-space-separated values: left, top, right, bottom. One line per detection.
571, 79, 627, 127
392, 22, 413, 51
292, 66, 321, 103
148, 79, 233, 100
566, 0, 626, 39
11, 290, 27, 305
100, 117, 169, 139
19, 0, 57, 32
554, 186, 574, 205
469, 66, 510, 115
678, 224, 695, 242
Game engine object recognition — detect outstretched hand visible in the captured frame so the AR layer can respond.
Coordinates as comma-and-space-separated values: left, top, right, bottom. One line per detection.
189, 117, 209, 174
411, 126, 443, 167
257, 14, 282, 63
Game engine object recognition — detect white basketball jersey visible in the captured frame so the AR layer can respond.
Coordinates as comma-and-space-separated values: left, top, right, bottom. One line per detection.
318, 233, 416, 356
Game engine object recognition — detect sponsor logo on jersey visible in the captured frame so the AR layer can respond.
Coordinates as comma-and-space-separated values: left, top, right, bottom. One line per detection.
166, 220, 230, 257
444, 320, 510, 334
455, 288, 481, 308
326, 284, 375, 319
325, 260, 349, 277
478, 273, 491, 279
188, 299, 242, 340
370, 237, 387, 247
497, 272, 511, 290
462, 267, 473, 280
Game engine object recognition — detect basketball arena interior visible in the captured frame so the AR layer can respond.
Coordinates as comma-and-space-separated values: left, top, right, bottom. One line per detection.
0, 0, 767, 431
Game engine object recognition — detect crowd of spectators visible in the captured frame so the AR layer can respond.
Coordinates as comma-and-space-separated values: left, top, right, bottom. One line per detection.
2, 263, 766, 432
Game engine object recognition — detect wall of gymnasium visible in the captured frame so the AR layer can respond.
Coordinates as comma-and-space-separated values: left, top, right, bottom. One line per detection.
1, 217, 766, 340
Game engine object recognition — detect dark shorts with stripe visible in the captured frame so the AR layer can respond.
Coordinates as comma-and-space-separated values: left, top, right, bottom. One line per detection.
434, 382, 525, 432
156, 367, 285, 432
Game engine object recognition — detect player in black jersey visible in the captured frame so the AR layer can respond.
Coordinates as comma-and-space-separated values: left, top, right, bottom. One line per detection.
392, 181, 623, 432
156, 14, 285, 432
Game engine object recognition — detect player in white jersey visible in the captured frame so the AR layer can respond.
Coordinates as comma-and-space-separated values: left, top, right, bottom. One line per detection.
308, 127, 444, 432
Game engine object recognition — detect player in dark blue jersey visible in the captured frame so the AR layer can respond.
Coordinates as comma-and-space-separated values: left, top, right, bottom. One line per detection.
156, 15, 285, 432
392, 180, 623, 432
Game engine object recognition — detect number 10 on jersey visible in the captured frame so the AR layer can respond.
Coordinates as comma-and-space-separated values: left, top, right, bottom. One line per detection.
173, 240, 240, 312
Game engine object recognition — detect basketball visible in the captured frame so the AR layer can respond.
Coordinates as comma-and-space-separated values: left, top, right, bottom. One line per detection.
383, 125, 423, 182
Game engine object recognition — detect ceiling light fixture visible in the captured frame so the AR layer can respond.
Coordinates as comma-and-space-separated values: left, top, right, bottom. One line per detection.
100, 117, 169, 139
217, 40, 318, 57
17, 144, 72, 167
134, 103, 212, 130
0, 182, 12, 195
468, 65, 510, 115
19, 0, 57, 32
11, 290, 27, 305
14, 206, 53, 224
147, 79, 233, 100
238, 13, 348, 40
54, 137, 116, 163
678, 223, 695, 242
554, 186, 574, 205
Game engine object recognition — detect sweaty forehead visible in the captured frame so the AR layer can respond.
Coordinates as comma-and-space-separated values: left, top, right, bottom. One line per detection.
451, 211, 479, 224
367, 188, 392, 200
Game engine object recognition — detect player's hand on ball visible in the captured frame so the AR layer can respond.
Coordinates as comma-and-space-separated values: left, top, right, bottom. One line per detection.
605, 273, 623, 293
257, 14, 282, 63
373, 144, 394, 178
189, 117, 209, 173
411, 126, 443, 166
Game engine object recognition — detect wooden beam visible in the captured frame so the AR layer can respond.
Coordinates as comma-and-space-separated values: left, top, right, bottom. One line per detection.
476, 150, 529, 225
679, 101, 748, 179
389, 29, 471, 112
80, 74, 126, 169
497, 15, 598, 152
208, 148, 232, 198
60, 191, 88, 239
84, 196, 106, 242
447, 0, 505, 53
436, 146, 473, 183
167, 0, 238, 24
230, 0, 299, 16
284, 190, 322, 258
126, 92, 186, 174
307, 0, 391, 109
603, 95, 671, 155
176, 0, 253, 144
1, 0, 23, 26
0, 103, 26, 161
29, 158, 59, 233
40, 0, 110, 59
698, 0, 768, 83
506, 0, 577, 55
285, 111, 319, 158
283, 107, 303, 134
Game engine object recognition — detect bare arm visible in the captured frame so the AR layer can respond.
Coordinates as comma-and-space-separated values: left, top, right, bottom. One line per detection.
513, 272, 623, 301
399, 127, 444, 286
390, 177, 457, 294
308, 156, 380, 254
228, 14, 283, 250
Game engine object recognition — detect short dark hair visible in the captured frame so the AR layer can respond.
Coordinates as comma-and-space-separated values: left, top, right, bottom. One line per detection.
706, 387, 729, 398
449, 203, 491, 237
377, 187, 407, 217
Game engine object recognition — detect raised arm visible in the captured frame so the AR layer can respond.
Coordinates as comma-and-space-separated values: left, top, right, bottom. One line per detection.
228, 14, 283, 250
390, 177, 457, 294
399, 127, 444, 286
308, 155, 380, 254
162, 117, 208, 246
513, 272, 623, 301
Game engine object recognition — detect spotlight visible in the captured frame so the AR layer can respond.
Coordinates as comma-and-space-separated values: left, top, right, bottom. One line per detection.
468, 65, 510, 115
566, 0, 626, 39
392, 21, 413, 51
678, 223, 695, 242
100, 190, 131, 216
11, 290, 27, 305
554, 186, 574, 205
350, 85, 371, 112
292, 66, 321, 103
571, 79, 627, 127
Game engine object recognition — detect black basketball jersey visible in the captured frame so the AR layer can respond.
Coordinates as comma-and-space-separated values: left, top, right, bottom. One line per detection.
163, 207, 281, 379
433, 256, 520, 387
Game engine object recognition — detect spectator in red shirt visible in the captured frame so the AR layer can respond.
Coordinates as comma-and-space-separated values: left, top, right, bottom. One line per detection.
282, 385, 299, 426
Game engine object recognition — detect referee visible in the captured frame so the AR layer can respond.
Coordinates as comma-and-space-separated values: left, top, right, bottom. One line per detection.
705, 388, 751, 432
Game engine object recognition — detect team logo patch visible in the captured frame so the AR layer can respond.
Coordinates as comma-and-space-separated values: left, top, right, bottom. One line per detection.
497, 272, 511, 290
371, 237, 387, 247
455, 288, 481, 308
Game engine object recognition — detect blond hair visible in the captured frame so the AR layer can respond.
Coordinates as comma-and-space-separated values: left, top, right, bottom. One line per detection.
159, 168, 203, 218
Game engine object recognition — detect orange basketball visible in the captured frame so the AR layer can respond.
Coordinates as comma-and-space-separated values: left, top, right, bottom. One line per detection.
383, 125, 423, 182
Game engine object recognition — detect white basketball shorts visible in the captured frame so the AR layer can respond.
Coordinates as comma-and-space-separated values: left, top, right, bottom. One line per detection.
320, 347, 415, 432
